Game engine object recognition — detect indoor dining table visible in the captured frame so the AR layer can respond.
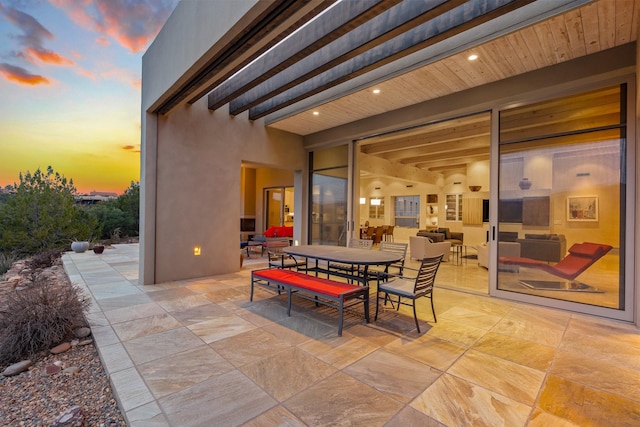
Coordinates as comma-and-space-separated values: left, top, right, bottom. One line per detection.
283, 244, 403, 286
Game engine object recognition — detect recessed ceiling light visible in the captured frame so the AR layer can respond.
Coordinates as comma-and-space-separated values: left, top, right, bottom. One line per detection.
372, 89, 381, 94
468, 54, 478, 61
313, 111, 319, 116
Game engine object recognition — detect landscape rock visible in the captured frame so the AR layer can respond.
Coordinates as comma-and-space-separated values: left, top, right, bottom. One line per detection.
50, 342, 71, 354
77, 339, 93, 346
74, 327, 91, 338
63, 366, 80, 375
1, 360, 32, 376
52, 405, 84, 427
43, 364, 61, 376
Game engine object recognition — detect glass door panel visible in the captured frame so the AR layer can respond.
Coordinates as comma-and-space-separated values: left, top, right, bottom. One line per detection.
496, 85, 627, 314
265, 188, 283, 229
310, 145, 348, 246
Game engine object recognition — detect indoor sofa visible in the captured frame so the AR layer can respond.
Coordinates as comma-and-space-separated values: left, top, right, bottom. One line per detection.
417, 227, 463, 245
409, 236, 451, 262
516, 233, 566, 262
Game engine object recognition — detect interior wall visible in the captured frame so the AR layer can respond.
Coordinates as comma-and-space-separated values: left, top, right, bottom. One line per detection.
150, 100, 304, 284
255, 168, 295, 233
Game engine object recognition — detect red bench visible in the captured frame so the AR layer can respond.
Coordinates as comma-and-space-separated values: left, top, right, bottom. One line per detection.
250, 268, 369, 336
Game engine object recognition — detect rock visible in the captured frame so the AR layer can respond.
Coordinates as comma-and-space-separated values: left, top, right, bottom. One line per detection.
63, 366, 80, 375
50, 342, 71, 354
74, 327, 91, 338
52, 405, 84, 427
43, 364, 61, 376
1, 360, 32, 376
77, 339, 92, 346
53, 361, 64, 367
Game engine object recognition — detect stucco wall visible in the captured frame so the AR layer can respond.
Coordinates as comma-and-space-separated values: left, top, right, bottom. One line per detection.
151, 101, 304, 283
141, 0, 259, 112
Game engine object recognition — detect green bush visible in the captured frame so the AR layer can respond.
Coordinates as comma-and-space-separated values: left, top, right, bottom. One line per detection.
0, 166, 99, 257
0, 252, 17, 277
0, 275, 90, 366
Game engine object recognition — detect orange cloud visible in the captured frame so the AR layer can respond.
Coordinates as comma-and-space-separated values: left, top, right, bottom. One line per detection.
1, 5, 73, 70
76, 67, 97, 80
100, 65, 140, 88
121, 144, 141, 153
95, 36, 109, 46
24, 47, 75, 66
50, 0, 178, 53
0, 63, 50, 85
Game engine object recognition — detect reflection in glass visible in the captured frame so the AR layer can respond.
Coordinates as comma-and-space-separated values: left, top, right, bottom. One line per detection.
497, 85, 625, 310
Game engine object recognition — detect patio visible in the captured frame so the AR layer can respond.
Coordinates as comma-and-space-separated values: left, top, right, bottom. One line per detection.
63, 244, 640, 426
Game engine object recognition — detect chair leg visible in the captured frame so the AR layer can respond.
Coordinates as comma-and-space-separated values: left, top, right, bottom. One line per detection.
430, 294, 437, 323
374, 291, 380, 321
413, 300, 420, 333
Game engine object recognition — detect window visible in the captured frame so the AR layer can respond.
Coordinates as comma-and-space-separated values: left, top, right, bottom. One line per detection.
369, 197, 384, 219
446, 194, 462, 221
393, 195, 420, 228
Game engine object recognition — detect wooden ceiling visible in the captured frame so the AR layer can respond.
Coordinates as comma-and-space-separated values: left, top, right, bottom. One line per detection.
263, 0, 637, 174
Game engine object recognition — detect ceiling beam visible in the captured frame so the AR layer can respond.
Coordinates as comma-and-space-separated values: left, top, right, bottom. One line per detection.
207, 0, 402, 111
246, 0, 535, 120
362, 123, 490, 155
228, 0, 468, 116
154, 0, 330, 115
402, 147, 490, 165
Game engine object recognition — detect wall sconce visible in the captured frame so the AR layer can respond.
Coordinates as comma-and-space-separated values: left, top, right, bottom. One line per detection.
193, 246, 202, 256
359, 197, 366, 205
371, 198, 381, 206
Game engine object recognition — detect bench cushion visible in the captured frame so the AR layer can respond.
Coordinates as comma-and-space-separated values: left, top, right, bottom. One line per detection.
253, 269, 362, 298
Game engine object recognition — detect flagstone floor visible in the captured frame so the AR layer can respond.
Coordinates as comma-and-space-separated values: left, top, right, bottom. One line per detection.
62, 244, 640, 426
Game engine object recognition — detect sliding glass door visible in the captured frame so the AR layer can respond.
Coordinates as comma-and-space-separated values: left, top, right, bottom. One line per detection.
309, 145, 349, 246
495, 83, 632, 320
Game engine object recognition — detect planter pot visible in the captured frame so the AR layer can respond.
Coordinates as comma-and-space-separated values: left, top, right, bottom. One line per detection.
71, 241, 89, 253
93, 245, 105, 254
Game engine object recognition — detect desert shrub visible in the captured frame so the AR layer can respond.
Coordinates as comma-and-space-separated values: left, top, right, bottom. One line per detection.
0, 252, 17, 276
25, 249, 62, 271
0, 276, 90, 366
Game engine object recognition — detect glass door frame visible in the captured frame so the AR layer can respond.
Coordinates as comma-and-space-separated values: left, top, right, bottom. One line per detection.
264, 186, 294, 229
489, 76, 635, 323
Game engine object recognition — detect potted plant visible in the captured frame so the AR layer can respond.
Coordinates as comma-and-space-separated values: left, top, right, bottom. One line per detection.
92, 243, 105, 254
70, 241, 89, 253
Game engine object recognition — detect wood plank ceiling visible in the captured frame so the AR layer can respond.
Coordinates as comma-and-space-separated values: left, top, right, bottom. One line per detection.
263, 0, 637, 174
164, 0, 637, 174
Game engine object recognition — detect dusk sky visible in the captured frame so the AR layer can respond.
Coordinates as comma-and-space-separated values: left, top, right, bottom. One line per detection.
0, 0, 179, 194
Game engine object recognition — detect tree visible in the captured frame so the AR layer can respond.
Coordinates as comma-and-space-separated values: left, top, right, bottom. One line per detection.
116, 181, 139, 236
0, 166, 99, 256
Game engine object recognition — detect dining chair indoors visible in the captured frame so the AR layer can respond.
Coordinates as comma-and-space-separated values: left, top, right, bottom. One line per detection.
328, 238, 373, 281
375, 254, 443, 333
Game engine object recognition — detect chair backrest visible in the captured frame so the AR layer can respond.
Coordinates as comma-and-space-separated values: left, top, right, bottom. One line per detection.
349, 238, 373, 249
379, 241, 408, 272
365, 227, 375, 239
380, 241, 408, 259
374, 226, 385, 243
414, 254, 444, 296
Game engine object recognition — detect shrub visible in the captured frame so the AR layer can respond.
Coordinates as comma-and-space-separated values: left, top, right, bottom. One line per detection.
0, 166, 99, 257
25, 249, 62, 271
0, 275, 90, 366
0, 252, 17, 277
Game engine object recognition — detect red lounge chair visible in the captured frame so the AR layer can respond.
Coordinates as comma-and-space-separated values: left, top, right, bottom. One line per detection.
500, 242, 612, 280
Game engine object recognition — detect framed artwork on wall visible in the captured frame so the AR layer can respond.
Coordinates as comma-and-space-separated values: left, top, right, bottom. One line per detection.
567, 196, 598, 221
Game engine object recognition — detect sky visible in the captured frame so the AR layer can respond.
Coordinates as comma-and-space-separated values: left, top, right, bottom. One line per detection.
0, 0, 179, 194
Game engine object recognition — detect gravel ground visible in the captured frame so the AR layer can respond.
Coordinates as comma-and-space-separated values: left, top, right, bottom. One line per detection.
0, 258, 126, 426
0, 342, 126, 426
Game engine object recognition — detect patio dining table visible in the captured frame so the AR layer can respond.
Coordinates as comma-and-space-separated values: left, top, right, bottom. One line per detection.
283, 245, 403, 286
